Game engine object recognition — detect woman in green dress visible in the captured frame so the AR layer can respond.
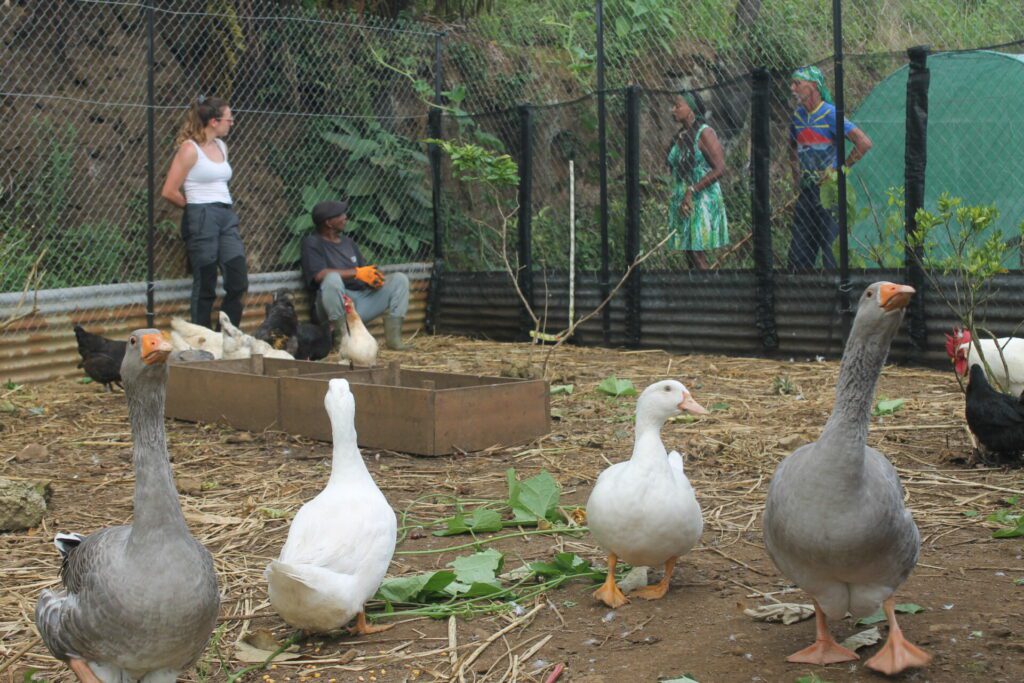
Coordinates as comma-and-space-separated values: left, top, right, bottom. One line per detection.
667, 92, 728, 269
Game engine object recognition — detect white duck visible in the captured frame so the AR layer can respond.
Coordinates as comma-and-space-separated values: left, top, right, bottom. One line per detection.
35, 330, 219, 682
265, 378, 396, 634
586, 379, 707, 608
764, 282, 930, 676
338, 295, 378, 368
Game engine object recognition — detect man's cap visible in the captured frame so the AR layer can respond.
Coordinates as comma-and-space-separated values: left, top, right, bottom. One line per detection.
312, 200, 348, 226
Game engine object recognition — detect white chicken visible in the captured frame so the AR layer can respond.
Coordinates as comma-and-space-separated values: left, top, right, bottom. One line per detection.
170, 318, 223, 358
338, 295, 378, 368
219, 312, 294, 360
946, 326, 1024, 397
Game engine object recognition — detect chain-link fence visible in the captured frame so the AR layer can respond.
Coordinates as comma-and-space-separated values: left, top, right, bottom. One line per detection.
4, 0, 1024, 362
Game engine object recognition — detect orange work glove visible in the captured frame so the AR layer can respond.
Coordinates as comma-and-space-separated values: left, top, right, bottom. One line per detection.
354, 265, 385, 289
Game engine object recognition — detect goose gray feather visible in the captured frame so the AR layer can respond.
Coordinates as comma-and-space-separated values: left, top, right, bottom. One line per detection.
35, 329, 219, 682
764, 283, 920, 621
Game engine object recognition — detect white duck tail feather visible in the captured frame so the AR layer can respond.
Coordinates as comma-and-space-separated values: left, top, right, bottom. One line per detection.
266, 560, 364, 632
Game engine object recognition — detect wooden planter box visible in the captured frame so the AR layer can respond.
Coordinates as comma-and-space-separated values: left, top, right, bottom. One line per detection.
165, 356, 550, 455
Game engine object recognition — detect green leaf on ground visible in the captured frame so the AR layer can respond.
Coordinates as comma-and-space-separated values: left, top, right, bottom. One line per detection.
433, 507, 504, 536
857, 603, 924, 625
872, 398, 906, 416
710, 401, 730, 412
375, 570, 457, 603
449, 549, 504, 584
507, 469, 561, 523
78, 377, 93, 384
529, 552, 592, 578
550, 384, 574, 395
661, 676, 700, 683
597, 376, 637, 397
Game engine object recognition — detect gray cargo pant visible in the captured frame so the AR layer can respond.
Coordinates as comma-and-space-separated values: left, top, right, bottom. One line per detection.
315, 271, 410, 325
182, 202, 249, 328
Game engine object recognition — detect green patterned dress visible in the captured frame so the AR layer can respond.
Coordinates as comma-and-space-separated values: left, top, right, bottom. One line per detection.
667, 124, 728, 251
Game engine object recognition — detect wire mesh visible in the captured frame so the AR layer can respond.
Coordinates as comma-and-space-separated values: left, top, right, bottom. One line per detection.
6, 0, 1024, 351
2, 0, 438, 335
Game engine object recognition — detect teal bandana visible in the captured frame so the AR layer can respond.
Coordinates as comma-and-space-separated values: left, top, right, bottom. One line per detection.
792, 66, 833, 104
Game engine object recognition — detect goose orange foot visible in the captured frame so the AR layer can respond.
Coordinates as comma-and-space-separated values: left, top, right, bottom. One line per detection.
786, 600, 859, 665
631, 557, 677, 601
864, 599, 932, 675
593, 553, 629, 608
69, 658, 102, 683
348, 611, 393, 636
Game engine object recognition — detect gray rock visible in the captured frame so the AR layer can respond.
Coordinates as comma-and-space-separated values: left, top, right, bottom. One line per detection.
0, 477, 49, 531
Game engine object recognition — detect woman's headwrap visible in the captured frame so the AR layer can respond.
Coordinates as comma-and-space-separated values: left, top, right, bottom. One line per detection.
791, 66, 833, 104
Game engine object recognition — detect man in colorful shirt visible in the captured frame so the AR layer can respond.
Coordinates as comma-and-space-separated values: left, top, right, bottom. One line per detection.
788, 66, 873, 270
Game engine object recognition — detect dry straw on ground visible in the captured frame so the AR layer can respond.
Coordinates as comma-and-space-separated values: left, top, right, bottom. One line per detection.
1, 336, 1022, 682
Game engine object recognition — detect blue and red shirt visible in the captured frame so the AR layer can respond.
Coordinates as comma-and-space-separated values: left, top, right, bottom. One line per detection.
790, 101, 856, 174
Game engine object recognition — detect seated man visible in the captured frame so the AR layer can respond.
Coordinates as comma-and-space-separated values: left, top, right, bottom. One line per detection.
300, 199, 410, 353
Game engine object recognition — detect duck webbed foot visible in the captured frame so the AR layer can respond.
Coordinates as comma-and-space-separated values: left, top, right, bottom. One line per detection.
347, 611, 393, 636
69, 658, 103, 683
631, 557, 677, 601
864, 598, 932, 675
786, 600, 859, 665
592, 553, 629, 608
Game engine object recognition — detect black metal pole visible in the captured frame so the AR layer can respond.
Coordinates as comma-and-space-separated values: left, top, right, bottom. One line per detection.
596, 0, 610, 344
146, 5, 156, 328
905, 45, 930, 358
751, 68, 778, 352
425, 31, 445, 334
623, 85, 641, 348
832, 0, 851, 338
517, 104, 534, 340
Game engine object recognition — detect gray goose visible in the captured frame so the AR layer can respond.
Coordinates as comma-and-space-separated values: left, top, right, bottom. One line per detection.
763, 282, 931, 676
36, 329, 219, 683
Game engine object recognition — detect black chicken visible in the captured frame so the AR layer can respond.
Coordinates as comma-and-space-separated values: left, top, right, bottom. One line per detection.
295, 320, 332, 361
254, 290, 299, 356
73, 324, 127, 392
965, 363, 1024, 459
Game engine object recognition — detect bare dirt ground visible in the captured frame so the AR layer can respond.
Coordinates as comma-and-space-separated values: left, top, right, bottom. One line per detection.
2, 336, 1023, 683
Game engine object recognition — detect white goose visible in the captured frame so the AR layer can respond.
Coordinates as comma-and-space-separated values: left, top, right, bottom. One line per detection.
764, 282, 930, 675
265, 378, 396, 634
586, 379, 707, 608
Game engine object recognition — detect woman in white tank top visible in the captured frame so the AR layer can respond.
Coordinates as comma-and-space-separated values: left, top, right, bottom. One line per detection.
161, 96, 249, 329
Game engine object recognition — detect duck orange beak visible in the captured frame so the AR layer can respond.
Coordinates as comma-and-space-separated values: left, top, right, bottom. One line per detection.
141, 332, 172, 365
678, 394, 708, 415
879, 283, 915, 312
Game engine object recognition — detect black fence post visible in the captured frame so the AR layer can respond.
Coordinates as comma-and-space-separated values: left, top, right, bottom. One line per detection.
832, 0, 852, 338
517, 104, 534, 340
904, 45, 930, 357
425, 31, 445, 334
596, 0, 610, 345
624, 85, 641, 348
145, 5, 155, 328
751, 68, 778, 352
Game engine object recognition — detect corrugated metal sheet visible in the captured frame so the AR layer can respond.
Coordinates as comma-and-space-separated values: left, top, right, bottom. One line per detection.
438, 269, 1024, 367
0, 264, 430, 384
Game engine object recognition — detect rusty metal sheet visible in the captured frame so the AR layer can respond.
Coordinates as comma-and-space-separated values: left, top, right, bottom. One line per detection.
0, 264, 430, 384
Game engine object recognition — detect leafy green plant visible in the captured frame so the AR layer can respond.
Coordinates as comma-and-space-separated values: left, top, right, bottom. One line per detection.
772, 375, 796, 396
597, 376, 638, 397
986, 497, 1024, 539
278, 117, 432, 266
550, 384, 574, 395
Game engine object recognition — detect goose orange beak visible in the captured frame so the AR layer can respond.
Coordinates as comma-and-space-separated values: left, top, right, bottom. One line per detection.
879, 283, 915, 312
141, 332, 172, 365
678, 394, 708, 415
